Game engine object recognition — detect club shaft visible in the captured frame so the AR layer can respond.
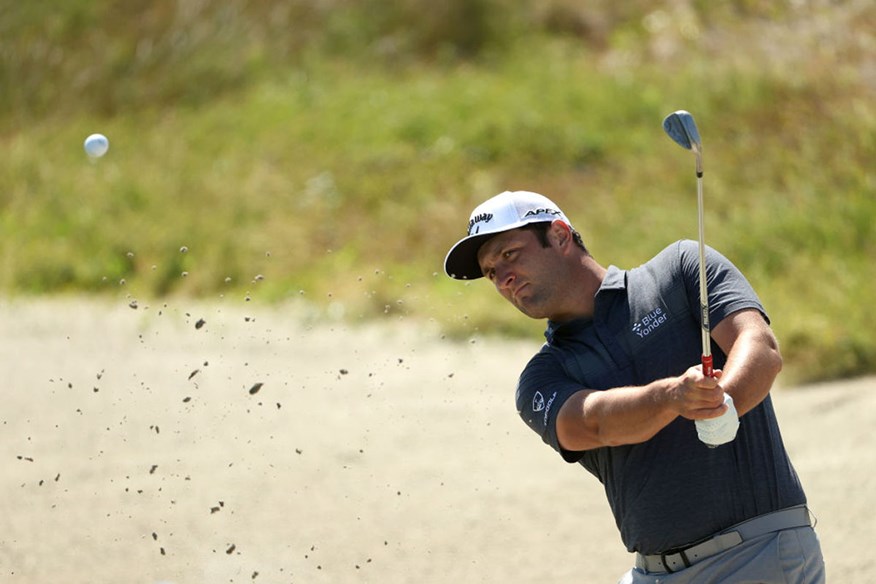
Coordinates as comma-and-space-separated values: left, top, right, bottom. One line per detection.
696, 160, 712, 375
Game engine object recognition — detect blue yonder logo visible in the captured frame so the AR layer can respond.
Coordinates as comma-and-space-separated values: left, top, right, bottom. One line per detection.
632, 307, 669, 338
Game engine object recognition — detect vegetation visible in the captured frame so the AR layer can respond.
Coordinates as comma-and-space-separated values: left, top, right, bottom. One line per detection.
2, 0, 874, 383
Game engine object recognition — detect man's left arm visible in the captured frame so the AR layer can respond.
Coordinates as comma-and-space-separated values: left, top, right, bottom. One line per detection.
711, 308, 783, 416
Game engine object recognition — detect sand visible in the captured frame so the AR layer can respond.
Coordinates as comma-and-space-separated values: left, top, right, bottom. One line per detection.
1, 298, 872, 583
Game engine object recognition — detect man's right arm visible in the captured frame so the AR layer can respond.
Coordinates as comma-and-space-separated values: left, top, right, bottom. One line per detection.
555, 366, 727, 451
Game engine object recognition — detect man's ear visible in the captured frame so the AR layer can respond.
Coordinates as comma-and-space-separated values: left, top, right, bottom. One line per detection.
548, 220, 573, 249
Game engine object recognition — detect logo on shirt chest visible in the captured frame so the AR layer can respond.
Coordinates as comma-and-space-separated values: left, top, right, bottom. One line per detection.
631, 307, 670, 338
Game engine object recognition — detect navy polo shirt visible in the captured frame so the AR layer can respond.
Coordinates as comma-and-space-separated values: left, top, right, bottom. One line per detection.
515, 240, 806, 554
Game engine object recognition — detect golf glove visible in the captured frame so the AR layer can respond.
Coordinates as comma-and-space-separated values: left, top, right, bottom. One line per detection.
696, 393, 739, 447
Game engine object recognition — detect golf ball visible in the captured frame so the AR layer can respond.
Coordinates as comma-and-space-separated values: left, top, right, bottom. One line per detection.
84, 133, 109, 158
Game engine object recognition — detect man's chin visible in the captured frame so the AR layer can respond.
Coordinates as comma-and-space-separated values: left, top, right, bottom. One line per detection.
514, 301, 546, 320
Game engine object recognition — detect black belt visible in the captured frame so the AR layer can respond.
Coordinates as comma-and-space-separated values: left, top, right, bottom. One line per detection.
635, 505, 813, 574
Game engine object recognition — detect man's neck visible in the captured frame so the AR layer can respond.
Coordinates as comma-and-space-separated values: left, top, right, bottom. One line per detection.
547, 256, 607, 324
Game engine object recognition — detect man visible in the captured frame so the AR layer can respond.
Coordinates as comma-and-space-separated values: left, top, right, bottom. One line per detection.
443, 190, 825, 583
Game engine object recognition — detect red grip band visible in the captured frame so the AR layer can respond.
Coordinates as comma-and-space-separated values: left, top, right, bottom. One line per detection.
702, 354, 714, 378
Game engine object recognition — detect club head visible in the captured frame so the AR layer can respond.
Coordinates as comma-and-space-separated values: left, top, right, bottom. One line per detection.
663, 110, 702, 152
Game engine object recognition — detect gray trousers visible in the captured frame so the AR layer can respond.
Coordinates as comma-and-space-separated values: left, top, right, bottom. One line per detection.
618, 527, 825, 584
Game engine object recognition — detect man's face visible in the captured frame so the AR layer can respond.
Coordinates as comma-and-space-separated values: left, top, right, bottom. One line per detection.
476, 225, 567, 319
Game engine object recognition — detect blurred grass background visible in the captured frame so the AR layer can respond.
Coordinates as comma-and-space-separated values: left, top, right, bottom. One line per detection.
1, 0, 874, 383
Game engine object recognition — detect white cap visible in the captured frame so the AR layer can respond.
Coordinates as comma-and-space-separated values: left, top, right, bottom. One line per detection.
444, 190, 572, 280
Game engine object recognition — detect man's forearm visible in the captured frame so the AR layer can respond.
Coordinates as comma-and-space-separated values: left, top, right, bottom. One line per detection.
556, 369, 724, 451
577, 380, 680, 447
716, 330, 782, 416
712, 310, 783, 416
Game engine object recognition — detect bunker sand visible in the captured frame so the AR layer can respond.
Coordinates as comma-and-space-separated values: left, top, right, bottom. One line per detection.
1, 299, 872, 583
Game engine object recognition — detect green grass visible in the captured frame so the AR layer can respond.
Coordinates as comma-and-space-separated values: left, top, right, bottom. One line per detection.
1, 0, 875, 383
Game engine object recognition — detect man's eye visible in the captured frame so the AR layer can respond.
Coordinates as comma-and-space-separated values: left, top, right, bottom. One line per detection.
503, 250, 516, 260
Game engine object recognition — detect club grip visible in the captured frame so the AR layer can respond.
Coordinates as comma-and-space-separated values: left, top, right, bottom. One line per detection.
702, 354, 714, 378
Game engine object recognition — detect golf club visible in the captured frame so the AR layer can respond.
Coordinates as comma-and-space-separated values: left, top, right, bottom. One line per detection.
663, 110, 711, 375
663, 110, 738, 447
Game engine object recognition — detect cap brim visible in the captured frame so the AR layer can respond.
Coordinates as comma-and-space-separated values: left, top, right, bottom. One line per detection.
444, 218, 560, 279
443, 232, 498, 280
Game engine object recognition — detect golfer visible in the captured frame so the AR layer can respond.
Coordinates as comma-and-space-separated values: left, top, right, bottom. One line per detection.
444, 190, 825, 583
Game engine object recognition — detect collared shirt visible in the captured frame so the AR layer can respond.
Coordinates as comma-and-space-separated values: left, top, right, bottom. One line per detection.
515, 240, 806, 554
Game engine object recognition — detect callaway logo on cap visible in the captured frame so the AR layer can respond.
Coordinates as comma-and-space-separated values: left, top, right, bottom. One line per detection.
443, 190, 572, 280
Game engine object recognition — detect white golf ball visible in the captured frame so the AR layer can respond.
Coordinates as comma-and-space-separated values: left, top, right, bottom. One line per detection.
84, 133, 109, 158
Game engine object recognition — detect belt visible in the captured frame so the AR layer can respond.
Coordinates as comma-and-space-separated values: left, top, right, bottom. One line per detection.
635, 505, 813, 574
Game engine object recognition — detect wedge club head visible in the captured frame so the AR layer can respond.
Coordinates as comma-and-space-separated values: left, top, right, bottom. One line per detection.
663, 110, 702, 152
663, 110, 703, 176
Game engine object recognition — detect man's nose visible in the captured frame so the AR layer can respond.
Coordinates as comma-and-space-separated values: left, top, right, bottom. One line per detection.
495, 265, 515, 291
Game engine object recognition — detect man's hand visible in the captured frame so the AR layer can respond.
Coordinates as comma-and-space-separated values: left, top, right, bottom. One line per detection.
670, 365, 729, 421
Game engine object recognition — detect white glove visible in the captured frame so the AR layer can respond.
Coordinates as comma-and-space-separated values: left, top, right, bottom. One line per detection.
696, 393, 739, 447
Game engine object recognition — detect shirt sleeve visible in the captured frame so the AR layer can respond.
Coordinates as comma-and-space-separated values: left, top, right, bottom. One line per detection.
677, 241, 768, 326
516, 349, 589, 462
